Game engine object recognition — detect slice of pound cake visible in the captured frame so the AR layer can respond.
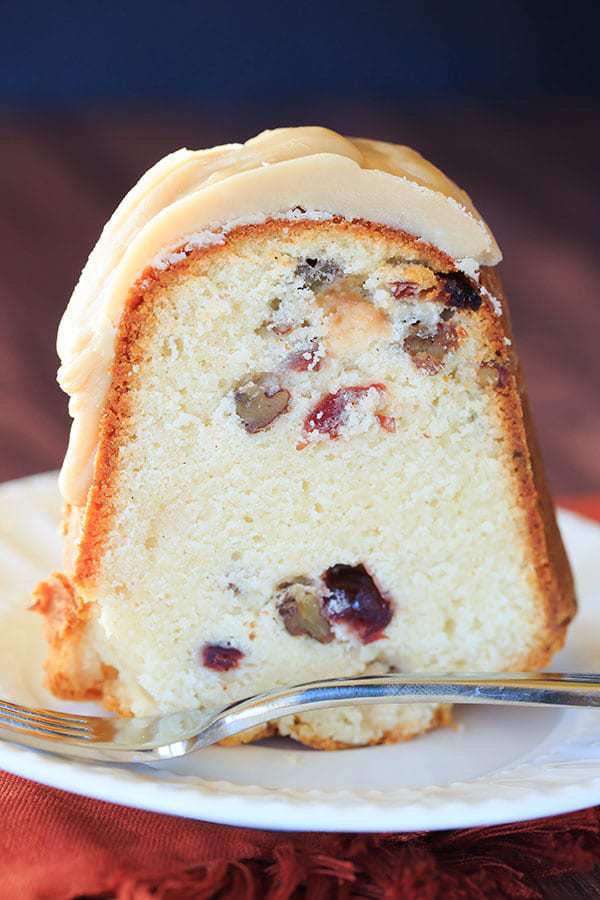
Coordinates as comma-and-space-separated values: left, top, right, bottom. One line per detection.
33, 127, 576, 749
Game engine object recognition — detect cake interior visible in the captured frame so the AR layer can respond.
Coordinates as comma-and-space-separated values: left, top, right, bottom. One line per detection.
51, 221, 558, 747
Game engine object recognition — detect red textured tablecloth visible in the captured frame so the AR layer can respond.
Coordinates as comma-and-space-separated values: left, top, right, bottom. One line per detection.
1, 496, 599, 900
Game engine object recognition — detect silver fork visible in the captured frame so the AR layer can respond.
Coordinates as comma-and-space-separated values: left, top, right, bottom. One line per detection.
2, 672, 600, 763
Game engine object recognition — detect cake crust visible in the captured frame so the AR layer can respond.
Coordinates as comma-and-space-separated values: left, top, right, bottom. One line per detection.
478, 266, 575, 666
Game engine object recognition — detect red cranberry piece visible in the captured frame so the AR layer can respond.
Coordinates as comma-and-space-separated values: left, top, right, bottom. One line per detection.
288, 340, 323, 372
376, 413, 396, 433
202, 643, 244, 671
389, 280, 419, 299
323, 564, 393, 644
304, 384, 385, 439
441, 274, 482, 311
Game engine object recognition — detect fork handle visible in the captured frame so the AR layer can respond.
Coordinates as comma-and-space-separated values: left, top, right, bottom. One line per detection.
3, 673, 600, 763
200, 672, 600, 749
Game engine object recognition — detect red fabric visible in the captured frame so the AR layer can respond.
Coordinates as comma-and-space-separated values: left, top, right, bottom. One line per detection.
1, 496, 599, 899
557, 493, 600, 520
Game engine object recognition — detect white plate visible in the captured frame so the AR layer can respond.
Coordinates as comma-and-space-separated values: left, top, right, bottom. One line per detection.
1, 472, 600, 832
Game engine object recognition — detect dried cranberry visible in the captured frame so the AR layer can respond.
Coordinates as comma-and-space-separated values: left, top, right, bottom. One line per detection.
323, 564, 393, 644
389, 280, 419, 299
376, 413, 396, 433
441, 274, 482, 311
304, 384, 385, 438
202, 643, 244, 671
288, 340, 323, 372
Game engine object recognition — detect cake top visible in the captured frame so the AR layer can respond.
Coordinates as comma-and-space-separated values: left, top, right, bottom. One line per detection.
56, 126, 501, 506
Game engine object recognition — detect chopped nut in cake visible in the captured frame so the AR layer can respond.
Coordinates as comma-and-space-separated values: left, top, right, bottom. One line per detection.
296, 257, 342, 291
478, 358, 512, 389
403, 322, 462, 374
234, 374, 290, 432
276, 578, 333, 643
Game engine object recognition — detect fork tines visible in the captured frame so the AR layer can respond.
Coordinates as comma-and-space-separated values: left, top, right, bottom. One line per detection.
0, 700, 93, 740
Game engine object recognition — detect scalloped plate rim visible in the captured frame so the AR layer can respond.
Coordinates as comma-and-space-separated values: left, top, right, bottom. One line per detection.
1, 471, 600, 832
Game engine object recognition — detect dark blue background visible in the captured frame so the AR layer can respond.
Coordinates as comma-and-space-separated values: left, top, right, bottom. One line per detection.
2, 0, 599, 108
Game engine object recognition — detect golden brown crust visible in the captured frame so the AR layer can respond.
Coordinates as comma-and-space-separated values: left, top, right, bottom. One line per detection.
32, 571, 81, 638
478, 267, 576, 667
217, 724, 278, 747
279, 705, 454, 751
32, 573, 108, 699
44, 217, 575, 730
72, 296, 147, 584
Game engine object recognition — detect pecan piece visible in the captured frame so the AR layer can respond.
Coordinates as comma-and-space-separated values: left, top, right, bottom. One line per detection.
403, 323, 460, 374
478, 359, 512, 389
276, 579, 333, 643
234, 374, 290, 433
296, 257, 342, 291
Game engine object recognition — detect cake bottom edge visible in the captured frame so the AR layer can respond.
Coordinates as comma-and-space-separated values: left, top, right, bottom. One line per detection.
31, 573, 454, 750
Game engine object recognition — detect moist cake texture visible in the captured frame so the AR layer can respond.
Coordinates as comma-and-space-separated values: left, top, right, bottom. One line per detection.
34, 128, 575, 749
